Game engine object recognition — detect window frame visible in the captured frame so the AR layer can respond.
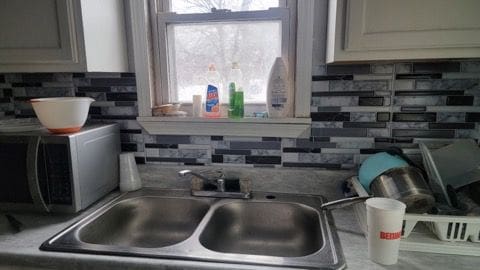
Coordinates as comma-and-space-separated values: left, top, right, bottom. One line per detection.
157, 7, 291, 106
130, 0, 314, 138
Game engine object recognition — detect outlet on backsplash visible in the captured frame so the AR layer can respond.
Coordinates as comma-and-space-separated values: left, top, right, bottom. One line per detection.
0, 60, 479, 169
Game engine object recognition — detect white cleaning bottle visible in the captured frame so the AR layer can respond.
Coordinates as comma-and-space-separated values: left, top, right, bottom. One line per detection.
266, 57, 293, 118
204, 64, 221, 118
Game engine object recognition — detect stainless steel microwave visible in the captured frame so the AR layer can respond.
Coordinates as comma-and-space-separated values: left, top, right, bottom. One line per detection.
0, 124, 120, 213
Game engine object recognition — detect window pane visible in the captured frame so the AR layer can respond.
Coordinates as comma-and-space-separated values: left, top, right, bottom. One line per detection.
167, 21, 282, 104
169, 0, 279, 13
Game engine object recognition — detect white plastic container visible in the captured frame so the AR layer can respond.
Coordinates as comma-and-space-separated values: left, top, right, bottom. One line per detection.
366, 197, 406, 265
192, 95, 202, 117
119, 153, 142, 192
266, 57, 293, 118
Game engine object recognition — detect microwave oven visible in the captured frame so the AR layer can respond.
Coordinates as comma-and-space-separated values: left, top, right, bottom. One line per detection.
0, 124, 120, 213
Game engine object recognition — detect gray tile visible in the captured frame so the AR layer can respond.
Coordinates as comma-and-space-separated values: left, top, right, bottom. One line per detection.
223, 155, 246, 164
190, 136, 211, 144
456, 129, 476, 138
311, 121, 343, 128
416, 79, 480, 90
155, 135, 190, 144
353, 74, 393, 81
298, 153, 354, 164
251, 149, 282, 156
102, 106, 138, 116
211, 141, 230, 149
334, 139, 374, 149
230, 141, 281, 150
316, 106, 342, 112
413, 62, 460, 73
327, 64, 370, 75
111, 86, 137, 92
393, 96, 446, 106
42, 82, 74, 87
82, 92, 107, 101
350, 112, 376, 122
312, 65, 327, 76
25, 87, 75, 97
53, 73, 73, 82
330, 80, 388, 91
157, 149, 179, 158
4, 74, 23, 83
442, 73, 480, 79
436, 112, 467, 123
312, 128, 367, 137
393, 129, 455, 138
178, 149, 209, 158
367, 128, 390, 137
394, 79, 415, 90
371, 64, 394, 74
312, 81, 329, 92
395, 63, 412, 74
312, 96, 358, 107
295, 139, 336, 148
461, 61, 480, 73
391, 122, 429, 129
85, 72, 122, 78
73, 78, 91, 87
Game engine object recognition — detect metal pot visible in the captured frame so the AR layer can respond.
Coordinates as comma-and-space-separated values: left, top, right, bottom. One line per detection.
370, 167, 435, 213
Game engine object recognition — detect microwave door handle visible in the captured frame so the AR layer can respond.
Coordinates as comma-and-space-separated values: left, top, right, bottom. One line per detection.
26, 136, 50, 212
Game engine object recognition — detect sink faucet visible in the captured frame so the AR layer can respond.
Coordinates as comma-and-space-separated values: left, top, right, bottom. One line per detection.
178, 169, 250, 199
178, 170, 225, 192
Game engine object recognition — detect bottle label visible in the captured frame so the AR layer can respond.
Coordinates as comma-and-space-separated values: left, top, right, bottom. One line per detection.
206, 85, 219, 113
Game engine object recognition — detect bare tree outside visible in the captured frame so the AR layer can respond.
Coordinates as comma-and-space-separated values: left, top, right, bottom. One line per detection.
167, 0, 281, 104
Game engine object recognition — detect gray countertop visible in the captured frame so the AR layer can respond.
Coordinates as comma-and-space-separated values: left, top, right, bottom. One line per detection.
0, 165, 478, 270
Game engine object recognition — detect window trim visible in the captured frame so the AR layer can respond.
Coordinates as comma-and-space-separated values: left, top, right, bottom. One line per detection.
129, 0, 314, 138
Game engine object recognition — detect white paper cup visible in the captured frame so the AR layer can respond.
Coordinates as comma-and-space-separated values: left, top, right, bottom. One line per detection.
366, 197, 406, 265
119, 153, 142, 192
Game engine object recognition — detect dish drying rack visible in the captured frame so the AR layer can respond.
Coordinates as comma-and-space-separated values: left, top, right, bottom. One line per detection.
348, 177, 480, 256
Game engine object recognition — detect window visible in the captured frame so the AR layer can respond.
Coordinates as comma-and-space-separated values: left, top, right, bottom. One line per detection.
155, 0, 291, 114
131, 0, 314, 137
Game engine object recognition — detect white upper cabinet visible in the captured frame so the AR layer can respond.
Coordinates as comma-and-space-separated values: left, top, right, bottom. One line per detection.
0, 0, 129, 72
327, 0, 480, 63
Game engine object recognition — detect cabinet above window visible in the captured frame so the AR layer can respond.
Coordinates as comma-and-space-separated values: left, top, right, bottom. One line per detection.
327, 0, 480, 63
0, 0, 129, 72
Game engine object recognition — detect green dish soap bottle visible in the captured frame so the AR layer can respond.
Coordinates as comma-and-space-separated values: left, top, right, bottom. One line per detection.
227, 62, 243, 118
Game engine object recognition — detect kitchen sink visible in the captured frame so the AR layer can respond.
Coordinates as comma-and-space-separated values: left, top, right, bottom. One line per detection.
79, 197, 210, 248
200, 201, 322, 257
41, 188, 345, 269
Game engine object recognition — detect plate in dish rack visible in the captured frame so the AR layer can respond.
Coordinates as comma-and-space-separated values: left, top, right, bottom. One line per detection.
0, 118, 45, 133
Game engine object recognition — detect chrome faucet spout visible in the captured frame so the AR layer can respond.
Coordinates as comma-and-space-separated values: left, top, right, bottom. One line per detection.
178, 170, 211, 182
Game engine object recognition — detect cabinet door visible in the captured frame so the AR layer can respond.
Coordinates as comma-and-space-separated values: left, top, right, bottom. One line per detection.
0, 0, 80, 66
327, 0, 480, 62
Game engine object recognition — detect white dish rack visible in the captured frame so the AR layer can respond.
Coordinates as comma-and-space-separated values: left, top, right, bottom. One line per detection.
349, 177, 480, 256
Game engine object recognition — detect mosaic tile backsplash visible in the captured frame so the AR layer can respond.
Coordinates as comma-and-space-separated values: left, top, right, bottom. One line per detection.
0, 60, 479, 169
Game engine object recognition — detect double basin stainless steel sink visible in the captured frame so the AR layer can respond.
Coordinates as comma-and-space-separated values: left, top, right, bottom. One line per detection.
41, 188, 345, 269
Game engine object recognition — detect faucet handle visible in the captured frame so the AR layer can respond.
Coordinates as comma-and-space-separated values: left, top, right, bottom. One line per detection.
178, 170, 192, 177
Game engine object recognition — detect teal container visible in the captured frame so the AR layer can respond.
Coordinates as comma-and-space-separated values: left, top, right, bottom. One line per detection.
358, 152, 409, 192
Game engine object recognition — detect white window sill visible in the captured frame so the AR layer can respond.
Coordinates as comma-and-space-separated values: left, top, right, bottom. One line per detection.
137, 117, 311, 138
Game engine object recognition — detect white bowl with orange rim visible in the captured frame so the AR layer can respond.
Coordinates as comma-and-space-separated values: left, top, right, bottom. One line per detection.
30, 97, 94, 134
